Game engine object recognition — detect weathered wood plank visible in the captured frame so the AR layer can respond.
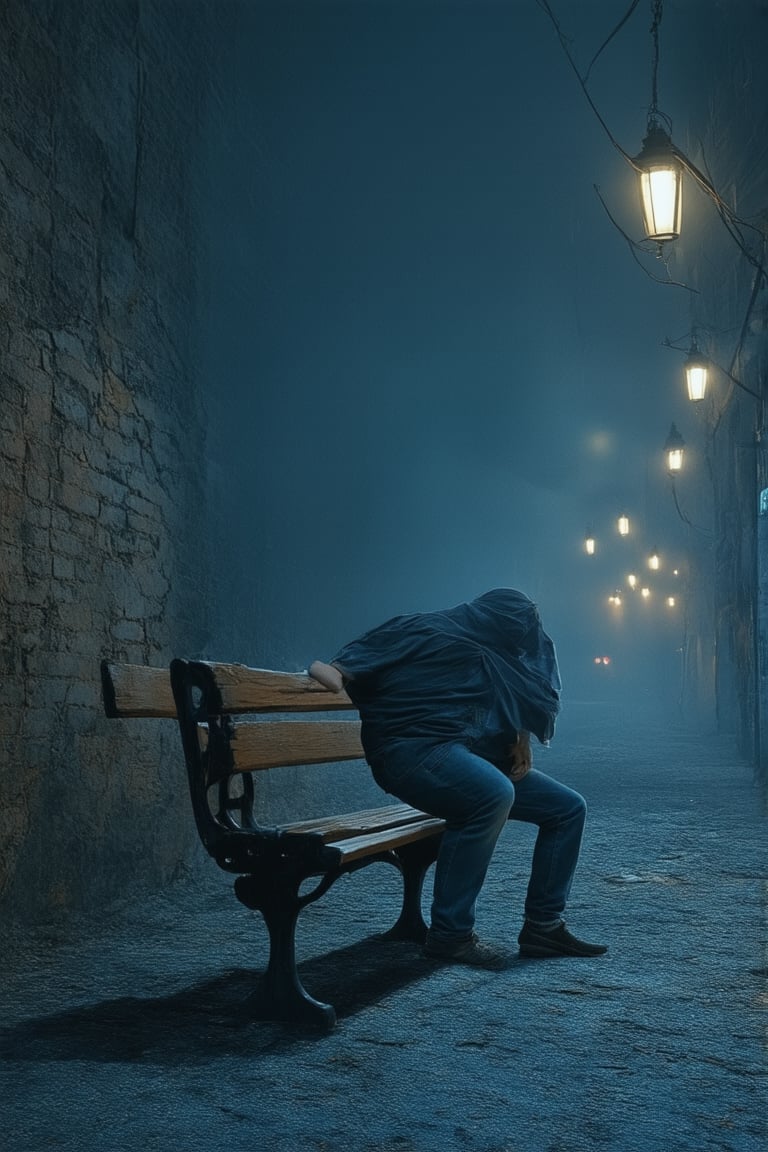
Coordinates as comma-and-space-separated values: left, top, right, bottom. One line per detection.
229, 720, 364, 772
101, 662, 176, 718
280, 803, 431, 840
325, 816, 445, 863
200, 661, 355, 713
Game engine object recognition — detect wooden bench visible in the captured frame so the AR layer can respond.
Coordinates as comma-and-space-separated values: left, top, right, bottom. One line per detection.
100, 658, 445, 1029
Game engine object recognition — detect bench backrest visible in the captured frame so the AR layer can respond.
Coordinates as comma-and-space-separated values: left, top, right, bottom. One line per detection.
101, 659, 365, 856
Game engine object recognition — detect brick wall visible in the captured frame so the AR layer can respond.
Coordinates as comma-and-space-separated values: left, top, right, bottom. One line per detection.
0, 0, 211, 922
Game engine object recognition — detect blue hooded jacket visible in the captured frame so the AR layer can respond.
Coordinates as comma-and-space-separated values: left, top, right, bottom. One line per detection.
332, 589, 561, 760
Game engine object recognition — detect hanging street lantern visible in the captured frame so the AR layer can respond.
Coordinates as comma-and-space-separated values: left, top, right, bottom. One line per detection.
685, 340, 709, 401
634, 124, 683, 242
648, 548, 661, 571
627, 573, 638, 590
667, 596, 676, 607
641, 586, 651, 599
617, 514, 630, 536
664, 422, 686, 472
584, 531, 596, 556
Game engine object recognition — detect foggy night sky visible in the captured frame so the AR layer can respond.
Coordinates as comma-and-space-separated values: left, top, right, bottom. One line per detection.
199, 0, 732, 697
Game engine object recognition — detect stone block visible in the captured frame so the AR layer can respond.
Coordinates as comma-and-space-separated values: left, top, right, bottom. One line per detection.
53, 554, 76, 581
55, 349, 100, 398
20, 522, 49, 550
24, 471, 51, 503
50, 527, 87, 557
52, 328, 90, 363
8, 328, 41, 367
52, 384, 89, 429
126, 509, 162, 538
125, 491, 158, 519
53, 600, 94, 633
23, 502, 51, 528
23, 548, 52, 580
0, 456, 23, 492
55, 481, 100, 519
111, 618, 146, 643
102, 368, 136, 415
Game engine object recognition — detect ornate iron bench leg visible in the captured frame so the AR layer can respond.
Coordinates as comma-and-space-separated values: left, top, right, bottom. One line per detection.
384, 834, 442, 942
234, 869, 337, 1031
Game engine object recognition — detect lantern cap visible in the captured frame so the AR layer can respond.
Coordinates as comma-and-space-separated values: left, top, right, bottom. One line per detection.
664, 422, 686, 452
634, 123, 680, 170
684, 340, 708, 370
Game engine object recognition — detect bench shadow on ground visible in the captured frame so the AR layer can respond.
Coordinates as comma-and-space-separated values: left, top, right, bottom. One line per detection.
0, 935, 439, 1065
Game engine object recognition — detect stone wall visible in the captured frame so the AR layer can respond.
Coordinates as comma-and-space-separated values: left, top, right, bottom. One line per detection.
0, 0, 211, 922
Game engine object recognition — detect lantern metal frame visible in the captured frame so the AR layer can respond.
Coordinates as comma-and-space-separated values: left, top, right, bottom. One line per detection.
634, 123, 683, 243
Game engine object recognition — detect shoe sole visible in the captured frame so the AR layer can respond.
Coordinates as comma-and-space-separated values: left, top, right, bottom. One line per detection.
519, 944, 607, 958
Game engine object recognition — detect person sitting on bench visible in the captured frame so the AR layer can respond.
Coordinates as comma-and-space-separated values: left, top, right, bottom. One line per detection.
309, 587, 607, 969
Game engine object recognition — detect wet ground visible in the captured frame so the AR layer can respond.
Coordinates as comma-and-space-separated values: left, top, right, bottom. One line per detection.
2, 699, 766, 1151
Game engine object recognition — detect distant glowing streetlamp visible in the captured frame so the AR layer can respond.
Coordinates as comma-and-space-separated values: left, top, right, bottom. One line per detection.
608, 591, 623, 606
684, 339, 709, 401
584, 530, 596, 556
641, 586, 651, 599
664, 422, 686, 473
634, 124, 683, 243
627, 573, 638, 590
666, 596, 676, 607
617, 514, 630, 537
648, 548, 660, 571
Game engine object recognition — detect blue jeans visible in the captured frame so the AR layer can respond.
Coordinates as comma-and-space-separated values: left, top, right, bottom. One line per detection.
369, 737, 587, 943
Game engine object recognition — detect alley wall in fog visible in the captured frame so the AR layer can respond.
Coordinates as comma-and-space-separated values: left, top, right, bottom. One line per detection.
0, 0, 211, 923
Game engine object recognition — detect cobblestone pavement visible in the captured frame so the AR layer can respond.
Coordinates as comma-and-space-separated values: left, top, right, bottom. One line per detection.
2, 700, 766, 1152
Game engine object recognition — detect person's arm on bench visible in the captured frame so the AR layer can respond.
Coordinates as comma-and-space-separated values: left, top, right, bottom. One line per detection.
308, 660, 347, 693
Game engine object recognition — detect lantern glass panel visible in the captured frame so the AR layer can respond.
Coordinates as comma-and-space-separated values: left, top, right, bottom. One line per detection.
640, 167, 682, 241
686, 363, 708, 401
668, 447, 683, 472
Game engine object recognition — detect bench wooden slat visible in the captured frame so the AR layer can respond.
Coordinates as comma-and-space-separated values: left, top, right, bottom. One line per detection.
228, 720, 363, 772
199, 661, 354, 713
324, 816, 446, 864
279, 803, 433, 841
101, 662, 176, 718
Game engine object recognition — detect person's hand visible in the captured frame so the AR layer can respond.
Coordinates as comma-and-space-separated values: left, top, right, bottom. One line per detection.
308, 661, 344, 693
507, 730, 532, 781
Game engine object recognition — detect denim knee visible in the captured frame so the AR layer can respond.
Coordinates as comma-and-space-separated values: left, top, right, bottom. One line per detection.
571, 793, 587, 820
474, 772, 515, 826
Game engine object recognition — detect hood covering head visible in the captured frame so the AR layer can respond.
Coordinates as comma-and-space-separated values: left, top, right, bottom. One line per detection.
333, 588, 561, 744
438, 589, 561, 737
441, 589, 556, 662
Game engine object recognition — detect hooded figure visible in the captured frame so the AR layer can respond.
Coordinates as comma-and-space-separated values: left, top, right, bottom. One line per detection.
310, 588, 606, 967
331, 588, 561, 758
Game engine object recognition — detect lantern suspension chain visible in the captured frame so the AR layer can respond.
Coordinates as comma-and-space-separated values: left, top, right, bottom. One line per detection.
648, 0, 663, 123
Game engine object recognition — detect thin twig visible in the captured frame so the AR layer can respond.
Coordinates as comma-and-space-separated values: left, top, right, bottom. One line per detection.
594, 186, 697, 291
